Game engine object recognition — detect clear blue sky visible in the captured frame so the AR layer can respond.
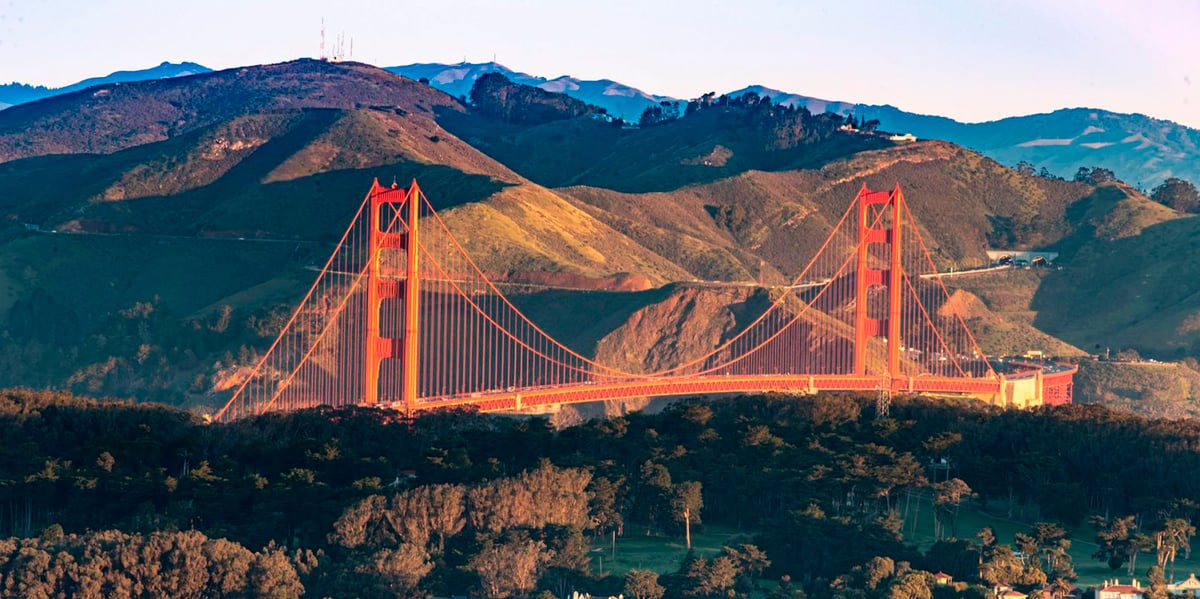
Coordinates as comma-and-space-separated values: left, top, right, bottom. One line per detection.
1, 0, 1197, 127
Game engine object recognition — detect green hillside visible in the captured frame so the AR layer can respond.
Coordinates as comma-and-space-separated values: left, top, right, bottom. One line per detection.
1033, 184, 1200, 357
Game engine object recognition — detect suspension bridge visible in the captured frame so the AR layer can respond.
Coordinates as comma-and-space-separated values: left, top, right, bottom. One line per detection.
213, 180, 1075, 422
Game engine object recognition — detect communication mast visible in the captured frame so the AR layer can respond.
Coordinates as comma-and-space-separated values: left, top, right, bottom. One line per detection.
319, 19, 353, 62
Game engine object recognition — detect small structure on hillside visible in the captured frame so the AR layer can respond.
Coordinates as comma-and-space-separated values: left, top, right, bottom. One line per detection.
1038, 583, 1082, 599
1098, 579, 1145, 599
1169, 573, 1200, 597
993, 585, 1028, 599
987, 250, 1060, 267
933, 572, 953, 585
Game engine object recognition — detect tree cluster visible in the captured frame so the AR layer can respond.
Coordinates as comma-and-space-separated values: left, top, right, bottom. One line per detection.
679, 91, 853, 151
1074, 166, 1118, 185
1, 294, 291, 405
1013, 161, 1065, 181
0, 528, 306, 598
3, 390, 1200, 597
1150, 177, 1200, 213
639, 101, 682, 127
468, 73, 597, 125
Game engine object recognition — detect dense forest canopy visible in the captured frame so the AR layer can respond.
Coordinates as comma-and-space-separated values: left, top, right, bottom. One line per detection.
2, 389, 1200, 597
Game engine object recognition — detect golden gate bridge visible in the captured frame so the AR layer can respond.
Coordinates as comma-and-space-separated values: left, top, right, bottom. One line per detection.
213, 180, 1075, 422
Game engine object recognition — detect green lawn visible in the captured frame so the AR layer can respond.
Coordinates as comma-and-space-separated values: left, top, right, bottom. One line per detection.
589, 525, 753, 577
591, 497, 1200, 586
900, 491, 1200, 586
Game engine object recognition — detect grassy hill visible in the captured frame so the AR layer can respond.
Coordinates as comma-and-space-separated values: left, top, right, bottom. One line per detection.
1073, 359, 1200, 418
1032, 184, 1200, 357
0, 59, 462, 162
562, 141, 1094, 282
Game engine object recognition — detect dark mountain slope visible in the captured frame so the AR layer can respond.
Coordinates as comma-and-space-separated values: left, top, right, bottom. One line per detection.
439, 94, 887, 193
0, 59, 461, 162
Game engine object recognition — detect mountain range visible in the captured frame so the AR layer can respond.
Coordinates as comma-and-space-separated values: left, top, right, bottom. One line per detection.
384, 62, 676, 123
5, 60, 1198, 189
0, 61, 211, 109
3, 58, 1200, 417
393, 63, 1200, 189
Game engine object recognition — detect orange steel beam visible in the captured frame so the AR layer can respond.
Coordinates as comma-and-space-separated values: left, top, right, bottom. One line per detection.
854, 185, 870, 374
888, 186, 903, 377
854, 185, 896, 375
402, 180, 421, 416
365, 182, 383, 407
366, 181, 408, 407
390, 373, 1004, 414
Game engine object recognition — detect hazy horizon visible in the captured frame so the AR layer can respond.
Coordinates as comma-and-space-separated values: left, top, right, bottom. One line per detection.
1, 0, 1197, 128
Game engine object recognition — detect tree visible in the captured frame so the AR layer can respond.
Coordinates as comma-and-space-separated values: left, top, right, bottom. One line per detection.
1147, 565, 1169, 599
931, 479, 972, 540
466, 537, 547, 599
1091, 515, 1149, 575
625, 569, 665, 599
423, 483, 468, 554
635, 460, 672, 533
722, 544, 771, 594
887, 570, 933, 599
588, 474, 625, 539
638, 101, 680, 127
1152, 517, 1195, 581
768, 575, 806, 599
672, 481, 703, 549
1015, 161, 1037, 176
1025, 522, 1068, 575
1151, 178, 1200, 213
856, 555, 895, 590
977, 527, 997, 564
980, 545, 1025, 586
356, 544, 433, 596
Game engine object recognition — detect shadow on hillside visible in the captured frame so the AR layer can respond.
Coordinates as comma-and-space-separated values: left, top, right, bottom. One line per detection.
0, 152, 167, 225
1031, 212, 1200, 357
76, 159, 510, 239
507, 285, 677, 357
436, 106, 888, 194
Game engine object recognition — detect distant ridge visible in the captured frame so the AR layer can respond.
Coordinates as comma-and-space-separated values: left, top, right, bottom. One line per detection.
0, 61, 212, 109
725, 85, 857, 116
8, 58, 1199, 187
848, 104, 1200, 189
387, 62, 677, 121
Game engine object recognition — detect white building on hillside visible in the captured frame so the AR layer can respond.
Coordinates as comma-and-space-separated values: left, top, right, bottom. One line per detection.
1098, 579, 1145, 599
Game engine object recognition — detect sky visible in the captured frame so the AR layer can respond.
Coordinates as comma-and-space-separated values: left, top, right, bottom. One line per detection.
1, 0, 1197, 127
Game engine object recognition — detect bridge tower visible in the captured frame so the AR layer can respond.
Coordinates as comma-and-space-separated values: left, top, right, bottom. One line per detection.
365, 180, 421, 414
853, 184, 905, 379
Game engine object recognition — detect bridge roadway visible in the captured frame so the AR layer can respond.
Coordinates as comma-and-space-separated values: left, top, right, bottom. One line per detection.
386, 373, 1006, 413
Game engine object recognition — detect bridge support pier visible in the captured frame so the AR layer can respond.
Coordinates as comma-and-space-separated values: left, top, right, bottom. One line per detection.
853, 184, 905, 378
365, 180, 421, 415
